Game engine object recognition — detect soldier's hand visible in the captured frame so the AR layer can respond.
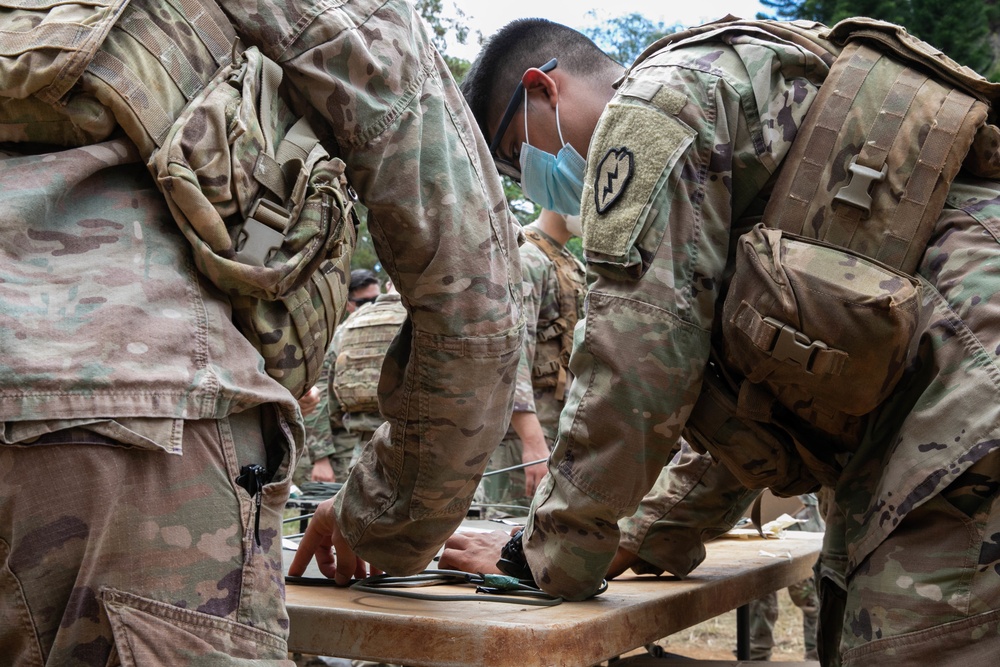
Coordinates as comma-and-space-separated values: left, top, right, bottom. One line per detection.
520, 436, 549, 498
288, 497, 380, 584
606, 546, 641, 579
510, 412, 549, 498
298, 386, 321, 417
310, 457, 335, 483
439, 528, 513, 574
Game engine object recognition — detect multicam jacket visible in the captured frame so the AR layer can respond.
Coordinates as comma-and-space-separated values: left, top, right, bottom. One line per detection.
523, 21, 1000, 599
1, 0, 522, 573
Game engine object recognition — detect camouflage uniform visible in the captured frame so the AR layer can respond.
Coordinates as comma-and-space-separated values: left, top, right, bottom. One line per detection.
478, 224, 586, 516
326, 293, 409, 472
512, 20, 1000, 667
748, 494, 825, 661
293, 352, 354, 487
0, 0, 520, 664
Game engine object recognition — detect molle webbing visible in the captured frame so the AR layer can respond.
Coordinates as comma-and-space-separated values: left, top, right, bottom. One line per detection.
80, 0, 238, 157
333, 302, 407, 413
522, 228, 584, 401
763, 39, 989, 275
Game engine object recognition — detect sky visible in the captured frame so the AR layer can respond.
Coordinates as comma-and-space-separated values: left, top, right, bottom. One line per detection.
442, 0, 770, 60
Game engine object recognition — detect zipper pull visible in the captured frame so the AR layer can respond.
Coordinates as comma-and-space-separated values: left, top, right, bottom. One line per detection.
236, 464, 266, 546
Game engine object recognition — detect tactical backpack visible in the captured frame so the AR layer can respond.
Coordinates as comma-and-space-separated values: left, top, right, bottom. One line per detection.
0, 0, 357, 398
657, 17, 1000, 494
332, 296, 408, 414
522, 228, 586, 401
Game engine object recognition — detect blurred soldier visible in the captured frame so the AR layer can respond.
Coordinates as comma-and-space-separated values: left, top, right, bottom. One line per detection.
295, 269, 384, 486
0, 0, 521, 664
345, 269, 382, 313
748, 493, 825, 661
327, 283, 408, 471
478, 209, 586, 516
440, 16, 1000, 667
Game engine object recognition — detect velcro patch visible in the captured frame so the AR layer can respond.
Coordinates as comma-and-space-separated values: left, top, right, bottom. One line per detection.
582, 100, 695, 260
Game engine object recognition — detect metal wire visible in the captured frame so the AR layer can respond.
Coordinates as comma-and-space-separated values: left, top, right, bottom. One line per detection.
481, 457, 547, 477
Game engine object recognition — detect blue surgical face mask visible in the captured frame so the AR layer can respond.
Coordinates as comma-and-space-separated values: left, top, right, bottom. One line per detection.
519, 93, 586, 216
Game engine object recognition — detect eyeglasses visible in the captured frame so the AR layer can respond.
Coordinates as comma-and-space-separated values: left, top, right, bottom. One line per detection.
350, 296, 378, 307
488, 58, 558, 182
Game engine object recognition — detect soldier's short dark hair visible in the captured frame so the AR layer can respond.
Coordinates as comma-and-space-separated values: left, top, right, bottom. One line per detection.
349, 268, 379, 293
461, 19, 617, 143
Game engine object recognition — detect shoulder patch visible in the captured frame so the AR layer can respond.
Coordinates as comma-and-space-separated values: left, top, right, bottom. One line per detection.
594, 147, 634, 214
582, 99, 695, 263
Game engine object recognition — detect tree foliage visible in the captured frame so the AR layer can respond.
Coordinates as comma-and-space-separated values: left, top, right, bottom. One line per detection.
758, 0, 997, 76
582, 11, 678, 65
414, 0, 475, 80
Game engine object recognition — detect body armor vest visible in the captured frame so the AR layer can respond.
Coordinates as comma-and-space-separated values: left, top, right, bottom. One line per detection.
332, 294, 407, 414
523, 228, 586, 401
641, 17, 1000, 494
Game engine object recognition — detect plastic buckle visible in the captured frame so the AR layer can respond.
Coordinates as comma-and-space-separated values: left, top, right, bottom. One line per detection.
763, 317, 828, 372
235, 199, 289, 267
833, 156, 887, 218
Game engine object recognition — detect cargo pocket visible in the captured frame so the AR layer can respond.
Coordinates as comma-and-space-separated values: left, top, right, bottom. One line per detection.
410, 329, 521, 519
0, 538, 43, 667
103, 588, 292, 666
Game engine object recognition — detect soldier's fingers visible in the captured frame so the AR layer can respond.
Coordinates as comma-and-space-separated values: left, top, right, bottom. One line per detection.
288, 498, 337, 577
353, 557, 369, 581
445, 532, 471, 549
333, 548, 356, 586
315, 541, 338, 580
288, 525, 323, 576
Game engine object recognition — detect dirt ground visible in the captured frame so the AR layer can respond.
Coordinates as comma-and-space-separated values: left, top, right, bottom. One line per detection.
626, 588, 810, 662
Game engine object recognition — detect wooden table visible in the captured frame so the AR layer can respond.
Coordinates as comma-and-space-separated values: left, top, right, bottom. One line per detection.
284, 530, 821, 666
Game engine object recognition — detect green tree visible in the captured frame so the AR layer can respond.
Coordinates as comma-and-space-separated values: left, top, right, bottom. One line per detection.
758, 0, 838, 22
349, 207, 381, 275
909, 0, 993, 74
757, 0, 996, 75
414, 0, 475, 79
582, 11, 677, 65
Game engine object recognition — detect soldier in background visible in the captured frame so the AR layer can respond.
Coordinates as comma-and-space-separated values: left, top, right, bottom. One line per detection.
295, 269, 385, 486
345, 269, 382, 312
748, 493, 825, 661
478, 209, 585, 516
328, 281, 408, 472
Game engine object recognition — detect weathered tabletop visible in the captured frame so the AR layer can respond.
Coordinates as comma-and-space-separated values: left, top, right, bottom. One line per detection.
283, 530, 822, 667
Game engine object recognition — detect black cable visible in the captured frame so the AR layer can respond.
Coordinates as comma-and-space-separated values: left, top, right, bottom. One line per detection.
285, 570, 608, 606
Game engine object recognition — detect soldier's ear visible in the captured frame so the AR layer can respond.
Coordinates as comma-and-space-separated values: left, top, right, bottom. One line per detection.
521, 68, 560, 108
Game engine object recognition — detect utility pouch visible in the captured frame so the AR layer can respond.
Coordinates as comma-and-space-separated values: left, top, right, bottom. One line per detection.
684, 366, 819, 497
153, 46, 357, 397
722, 224, 922, 431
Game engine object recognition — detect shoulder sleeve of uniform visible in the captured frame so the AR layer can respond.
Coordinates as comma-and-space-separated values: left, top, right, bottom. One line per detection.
581, 76, 696, 282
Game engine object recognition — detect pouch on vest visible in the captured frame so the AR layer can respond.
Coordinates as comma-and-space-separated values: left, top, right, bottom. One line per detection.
718, 20, 993, 443
721, 224, 923, 439
0, 0, 356, 398
684, 364, 820, 497
152, 46, 357, 397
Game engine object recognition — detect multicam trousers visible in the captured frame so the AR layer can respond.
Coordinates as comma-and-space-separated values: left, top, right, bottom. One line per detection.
0, 406, 296, 666
818, 446, 1000, 667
